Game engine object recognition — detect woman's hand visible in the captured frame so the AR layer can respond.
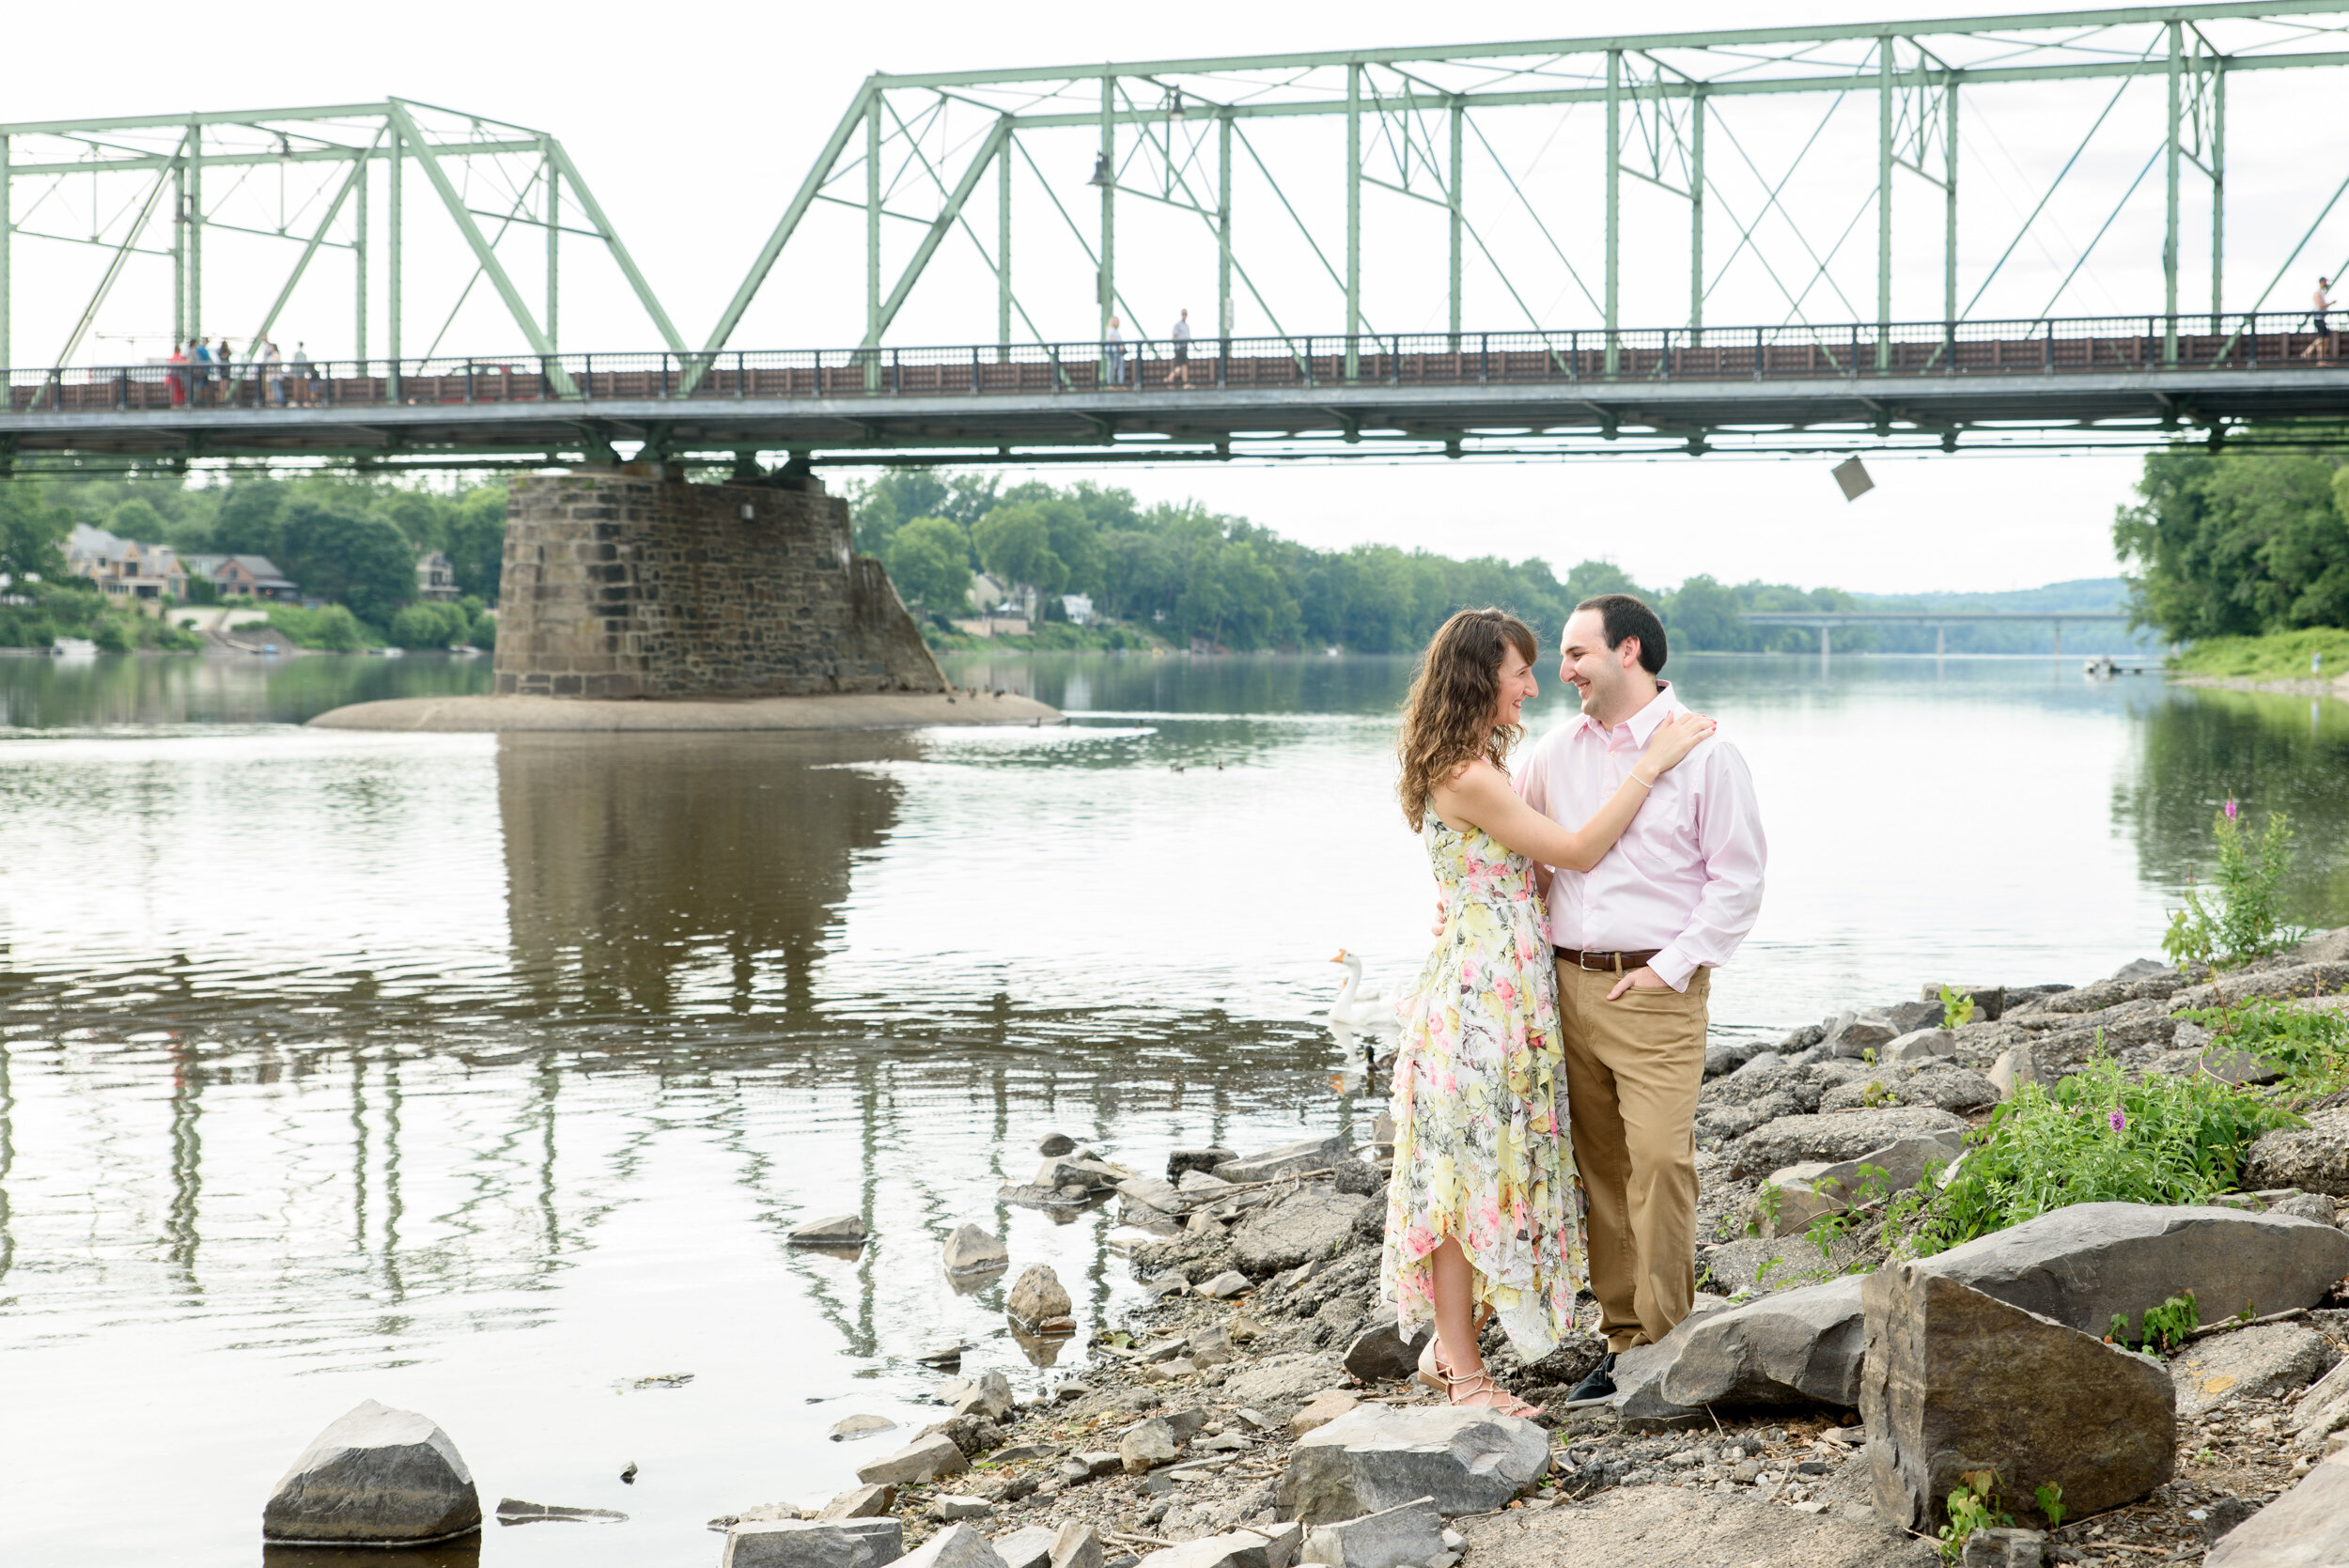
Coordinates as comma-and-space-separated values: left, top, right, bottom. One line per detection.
1634, 711, 1717, 782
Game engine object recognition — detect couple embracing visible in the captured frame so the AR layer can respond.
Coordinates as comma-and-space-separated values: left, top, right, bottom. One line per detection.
1378, 595, 1766, 1414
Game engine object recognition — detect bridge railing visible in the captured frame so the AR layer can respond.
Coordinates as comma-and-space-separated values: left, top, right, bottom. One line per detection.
6, 310, 2342, 414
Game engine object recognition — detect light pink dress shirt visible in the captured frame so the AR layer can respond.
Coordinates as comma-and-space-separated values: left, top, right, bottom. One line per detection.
1513, 681, 1766, 991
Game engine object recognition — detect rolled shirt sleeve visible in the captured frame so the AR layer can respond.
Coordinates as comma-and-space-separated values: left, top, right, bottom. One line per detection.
1646, 742, 1767, 990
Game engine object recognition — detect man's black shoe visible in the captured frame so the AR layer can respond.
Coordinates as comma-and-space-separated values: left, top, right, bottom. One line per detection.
1561, 1350, 1617, 1405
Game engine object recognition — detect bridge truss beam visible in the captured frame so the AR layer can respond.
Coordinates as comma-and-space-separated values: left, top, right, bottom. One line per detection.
703, 3, 2349, 378
0, 100, 684, 379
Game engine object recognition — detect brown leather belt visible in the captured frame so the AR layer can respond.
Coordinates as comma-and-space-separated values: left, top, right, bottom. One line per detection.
1554, 946, 1662, 973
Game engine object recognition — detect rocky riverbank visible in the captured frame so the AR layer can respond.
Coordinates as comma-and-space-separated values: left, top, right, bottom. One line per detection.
743, 929, 2349, 1568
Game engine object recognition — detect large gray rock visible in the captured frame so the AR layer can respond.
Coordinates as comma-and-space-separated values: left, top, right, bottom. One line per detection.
857, 1432, 969, 1486
1862, 1264, 2175, 1530
723, 1517, 905, 1568
945, 1370, 1015, 1421
1903, 1203, 2349, 1340
1224, 1351, 1348, 1413
1897, 1067, 2000, 1114
788, 1214, 868, 1247
1750, 1129, 1968, 1237
1280, 1403, 1548, 1521
2170, 1325, 2341, 1419
2290, 1356, 2349, 1450
1006, 1264, 1073, 1326
1824, 1011, 1899, 1058
2204, 1448, 2349, 1567
897, 1523, 1008, 1568
1880, 1028, 1956, 1067
1299, 1496, 1443, 1568
1050, 1521, 1105, 1568
1659, 1276, 1868, 1409
261, 1400, 483, 1545
1121, 1418, 1181, 1473
994, 1526, 1059, 1568
1343, 1321, 1433, 1384
1727, 1108, 1966, 1179
1117, 1177, 1188, 1216
1138, 1529, 1299, 1568
2245, 1108, 2349, 1198
943, 1224, 1010, 1276
1231, 1189, 1377, 1278
1219, 1135, 1352, 1186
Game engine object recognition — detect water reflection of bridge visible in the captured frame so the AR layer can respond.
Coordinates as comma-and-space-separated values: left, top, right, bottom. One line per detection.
0, 730, 1345, 1374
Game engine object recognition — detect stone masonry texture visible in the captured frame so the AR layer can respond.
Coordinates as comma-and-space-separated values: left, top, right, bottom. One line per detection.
493, 474, 946, 699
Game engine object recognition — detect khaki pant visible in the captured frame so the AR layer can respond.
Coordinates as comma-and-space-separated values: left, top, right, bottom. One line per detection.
1555, 961, 1710, 1353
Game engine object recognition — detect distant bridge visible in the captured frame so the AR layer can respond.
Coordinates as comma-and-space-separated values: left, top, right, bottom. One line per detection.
1746, 609, 2137, 657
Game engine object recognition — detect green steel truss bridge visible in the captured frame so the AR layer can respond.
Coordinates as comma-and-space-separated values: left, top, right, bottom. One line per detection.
7, 3, 2349, 474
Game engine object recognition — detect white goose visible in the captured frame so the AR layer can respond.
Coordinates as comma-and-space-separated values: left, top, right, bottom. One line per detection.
1328, 949, 1396, 1033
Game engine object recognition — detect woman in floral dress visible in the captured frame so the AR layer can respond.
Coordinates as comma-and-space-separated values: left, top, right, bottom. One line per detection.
1383, 608, 1712, 1415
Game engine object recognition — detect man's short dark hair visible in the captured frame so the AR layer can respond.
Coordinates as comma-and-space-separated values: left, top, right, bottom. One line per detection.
1575, 593, 1668, 675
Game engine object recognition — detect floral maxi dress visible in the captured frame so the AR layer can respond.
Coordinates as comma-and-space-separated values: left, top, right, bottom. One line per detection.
1379, 815, 1583, 1361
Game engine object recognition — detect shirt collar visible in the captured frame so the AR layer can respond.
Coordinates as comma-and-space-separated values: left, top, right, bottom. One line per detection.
1574, 679, 1679, 744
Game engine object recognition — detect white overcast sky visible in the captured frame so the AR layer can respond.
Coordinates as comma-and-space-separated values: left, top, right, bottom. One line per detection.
8, 0, 2349, 593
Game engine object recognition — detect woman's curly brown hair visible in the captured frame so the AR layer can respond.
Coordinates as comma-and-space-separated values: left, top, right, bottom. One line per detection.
1396, 607, 1539, 831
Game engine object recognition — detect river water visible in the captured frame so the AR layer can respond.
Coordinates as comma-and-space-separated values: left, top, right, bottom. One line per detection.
1, 649, 2342, 1567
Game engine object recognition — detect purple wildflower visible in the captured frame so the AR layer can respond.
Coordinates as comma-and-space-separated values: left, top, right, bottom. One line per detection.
2223, 798, 2239, 821
2108, 1109, 2128, 1133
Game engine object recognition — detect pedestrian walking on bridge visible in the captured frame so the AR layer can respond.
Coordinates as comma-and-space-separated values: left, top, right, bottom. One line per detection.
1169, 308, 1193, 387
2304, 277, 2335, 360
1104, 317, 1126, 386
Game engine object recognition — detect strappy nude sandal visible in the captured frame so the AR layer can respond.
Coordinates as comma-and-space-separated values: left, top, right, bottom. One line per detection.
1444, 1367, 1541, 1420
1414, 1311, 1492, 1391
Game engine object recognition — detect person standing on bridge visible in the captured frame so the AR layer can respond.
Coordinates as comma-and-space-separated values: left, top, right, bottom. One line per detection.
2304, 277, 2335, 361
1104, 316, 1126, 386
167, 342, 190, 407
216, 339, 236, 405
291, 343, 316, 407
190, 338, 212, 406
1169, 308, 1193, 387
261, 339, 286, 407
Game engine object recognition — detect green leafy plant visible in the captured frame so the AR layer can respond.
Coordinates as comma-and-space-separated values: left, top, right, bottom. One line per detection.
2162, 805, 2308, 970
2178, 994, 2349, 1100
1894, 1049, 2303, 1257
1860, 1079, 1899, 1109
1940, 984, 1977, 1031
2108, 1290, 2200, 1353
1937, 1469, 2015, 1562
2033, 1483, 2068, 1531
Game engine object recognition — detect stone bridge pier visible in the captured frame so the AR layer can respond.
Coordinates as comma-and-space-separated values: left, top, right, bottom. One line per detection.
492, 472, 946, 700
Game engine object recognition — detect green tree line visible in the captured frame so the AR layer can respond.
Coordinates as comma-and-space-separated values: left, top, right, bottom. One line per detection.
2115, 437, 2349, 642
850, 469, 2024, 654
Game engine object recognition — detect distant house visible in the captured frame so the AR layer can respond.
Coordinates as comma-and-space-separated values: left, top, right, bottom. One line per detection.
415, 550, 459, 601
1061, 594, 1095, 626
209, 554, 301, 602
67, 524, 186, 601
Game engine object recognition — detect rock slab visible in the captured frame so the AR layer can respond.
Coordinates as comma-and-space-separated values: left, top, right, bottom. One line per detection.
1343, 1321, 1434, 1384
1232, 1189, 1377, 1278
1299, 1496, 1443, 1568
1903, 1202, 2349, 1340
261, 1399, 484, 1545
857, 1433, 969, 1486
2170, 1325, 2341, 1419
723, 1517, 906, 1568
1138, 1529, 1300, 1568
1219, 1135, 1352, 1185
1861, 1264, 2175, 1530
2204, 1448, 2349, 1567
897, 1522, 1009, 1568
1279, 1403, 1548, 1522
2245, 1108, 2349, 1198
1659, 1276, 1869, 1409
1728, 1108, 1967, 1179
943, 1224, 1010, 1276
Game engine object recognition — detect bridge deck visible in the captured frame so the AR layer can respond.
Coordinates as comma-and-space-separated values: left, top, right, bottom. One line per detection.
5, 315, 2346, 464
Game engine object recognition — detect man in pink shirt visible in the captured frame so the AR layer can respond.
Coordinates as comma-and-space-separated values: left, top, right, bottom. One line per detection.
1516, 593, 1766, 1401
